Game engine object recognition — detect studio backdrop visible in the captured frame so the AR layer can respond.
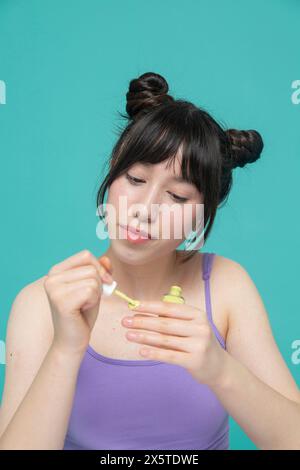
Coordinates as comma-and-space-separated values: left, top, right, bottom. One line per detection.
0, 0, 299, 450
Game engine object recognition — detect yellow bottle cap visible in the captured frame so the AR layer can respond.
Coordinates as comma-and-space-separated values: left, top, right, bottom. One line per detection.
169, 286, 182, 297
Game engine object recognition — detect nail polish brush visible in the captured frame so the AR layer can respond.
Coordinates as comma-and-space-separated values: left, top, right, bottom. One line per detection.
102, 280, 140, 309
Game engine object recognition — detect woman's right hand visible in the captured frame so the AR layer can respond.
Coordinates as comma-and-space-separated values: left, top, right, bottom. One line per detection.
43, 249, 113, 356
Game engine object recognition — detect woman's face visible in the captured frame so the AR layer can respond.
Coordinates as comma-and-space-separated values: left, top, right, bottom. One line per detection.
105, 156, 203, 265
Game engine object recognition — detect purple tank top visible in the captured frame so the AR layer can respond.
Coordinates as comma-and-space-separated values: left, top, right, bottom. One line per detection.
63, 252, 229, 450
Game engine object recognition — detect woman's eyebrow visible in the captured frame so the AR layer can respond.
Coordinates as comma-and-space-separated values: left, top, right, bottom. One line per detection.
169, 174, 195, 187
170, 175, 187, 183
134, 163, 192, 185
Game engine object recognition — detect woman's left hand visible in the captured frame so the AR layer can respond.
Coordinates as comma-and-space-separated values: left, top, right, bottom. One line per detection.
121, 300, 228, 387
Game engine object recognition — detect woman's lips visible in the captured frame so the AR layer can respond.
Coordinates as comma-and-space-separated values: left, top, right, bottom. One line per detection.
119, 224, 154, 244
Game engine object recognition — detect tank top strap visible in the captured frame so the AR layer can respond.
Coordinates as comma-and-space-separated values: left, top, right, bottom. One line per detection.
202, 252, 215, 327
202, 251, 215, 281
201, 252, 226, 349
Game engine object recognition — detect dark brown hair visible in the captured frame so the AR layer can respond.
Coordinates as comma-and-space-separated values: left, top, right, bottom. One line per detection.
96, 72, 264, 263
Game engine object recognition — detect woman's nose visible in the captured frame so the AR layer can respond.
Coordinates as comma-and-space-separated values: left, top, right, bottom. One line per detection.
129, 191, 161, 224
132, 203, 158, 224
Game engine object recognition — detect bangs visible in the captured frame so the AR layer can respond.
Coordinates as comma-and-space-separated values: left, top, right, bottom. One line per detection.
112, 101, 215, 193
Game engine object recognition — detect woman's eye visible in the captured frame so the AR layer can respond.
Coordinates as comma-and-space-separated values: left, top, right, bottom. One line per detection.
126, 173, 145, 185
126, 173, 188, 203
169, 192, 188, 203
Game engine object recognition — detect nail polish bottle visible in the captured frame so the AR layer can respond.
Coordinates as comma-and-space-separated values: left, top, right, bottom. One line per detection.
162, 285, 185, 304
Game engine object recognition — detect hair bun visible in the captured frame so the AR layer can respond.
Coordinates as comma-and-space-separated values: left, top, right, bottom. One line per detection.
125, 72, 174, 120
226, 129, 264, 169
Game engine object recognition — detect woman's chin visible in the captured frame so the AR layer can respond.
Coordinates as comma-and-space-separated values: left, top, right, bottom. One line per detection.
109, 238, 161, 265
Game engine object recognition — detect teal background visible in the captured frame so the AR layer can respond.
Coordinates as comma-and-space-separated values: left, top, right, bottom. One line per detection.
0, 0, 299, 450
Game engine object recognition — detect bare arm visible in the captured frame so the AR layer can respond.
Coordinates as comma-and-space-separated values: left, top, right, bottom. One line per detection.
0, 250, 113, 450
0, 344, 83, 450
210, 257, 300, 450
0, 278, 84, 449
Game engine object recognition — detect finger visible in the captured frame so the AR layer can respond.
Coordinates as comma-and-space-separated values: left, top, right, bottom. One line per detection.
122, 314, 197, 337
138, 344, 189, 366
131, 300, 201, 320
65, 279, 101, 328
49, 249, 113, 283
49, 250, 101, 276
53, 278, 101, 314
126, 330, 190, 353
48, 265, 102, 284
98, 257, 114, 283
99, 256, 113, 274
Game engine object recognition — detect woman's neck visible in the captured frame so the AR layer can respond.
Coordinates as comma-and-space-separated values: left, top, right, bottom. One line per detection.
102, 247, 188, 301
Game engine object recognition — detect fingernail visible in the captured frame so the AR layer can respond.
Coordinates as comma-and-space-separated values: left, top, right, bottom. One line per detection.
103, 273, 113, 283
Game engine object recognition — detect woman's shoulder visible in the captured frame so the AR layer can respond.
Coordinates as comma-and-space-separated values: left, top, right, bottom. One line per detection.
186, 250, 247, 280
6, 275, 54, 360
179, 250, 249, 289
212, 252, 255, 287
211, 252, 261, 319
10, 274, 50, 314
212, 252, 246, 276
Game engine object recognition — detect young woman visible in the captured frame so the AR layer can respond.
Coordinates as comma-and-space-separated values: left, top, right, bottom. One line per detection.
0, 72, 299, 450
